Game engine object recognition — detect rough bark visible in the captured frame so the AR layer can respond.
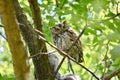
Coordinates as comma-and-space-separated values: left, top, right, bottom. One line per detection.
0, 0, 30, 80
28, 0, 53, 79
13, 0, 53, 80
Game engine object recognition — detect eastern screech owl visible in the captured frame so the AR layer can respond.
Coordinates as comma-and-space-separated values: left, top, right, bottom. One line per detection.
50, 21, 84, 62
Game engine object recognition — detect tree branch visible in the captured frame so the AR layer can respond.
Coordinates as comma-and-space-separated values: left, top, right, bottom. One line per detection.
13, 0, 53, 79
67, 25, 86, 51
55, 0, 59, 7
116, 2, 119, 14
0, 25, 7, 40
35, 29, 99, 80
28, 50, 56, 59
101, 40, 110, 78
103, 2, 120, 21
60, 0, 67, 9
102, 68, 120, 80
0, 33, 7, 40
104, 13, 120, 21
54, 56, 66, 78
28, 0, 53, 79
28, 0, 47, 52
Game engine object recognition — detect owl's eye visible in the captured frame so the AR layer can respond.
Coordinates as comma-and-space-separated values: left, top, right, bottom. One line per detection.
58, 24, 62, 27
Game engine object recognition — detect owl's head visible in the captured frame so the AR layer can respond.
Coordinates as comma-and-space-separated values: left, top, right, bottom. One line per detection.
50, 21, 69, 35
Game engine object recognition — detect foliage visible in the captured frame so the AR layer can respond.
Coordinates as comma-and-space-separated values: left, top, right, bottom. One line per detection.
0, 0, 120, 80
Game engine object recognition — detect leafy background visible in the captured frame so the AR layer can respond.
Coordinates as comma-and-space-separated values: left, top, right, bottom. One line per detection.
0, 0, 120, 80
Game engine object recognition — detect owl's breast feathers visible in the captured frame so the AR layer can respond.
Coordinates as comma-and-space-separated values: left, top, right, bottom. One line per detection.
66, 29, 84, 62
51, 25, 84, 62
51, 24, 84, 62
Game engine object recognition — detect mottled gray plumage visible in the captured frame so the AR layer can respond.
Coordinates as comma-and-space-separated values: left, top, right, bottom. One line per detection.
50, 21, 83, 62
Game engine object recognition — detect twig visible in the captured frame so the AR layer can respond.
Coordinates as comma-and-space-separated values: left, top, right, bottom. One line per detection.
28, 50, 56, 59
54, 57, 66, 78
91, 69, 98, 80
28, 44, 44, 59
55, 0, 59, 7
68, 59, 75, 74
104, 13, 120, 21
103, 2, 120, 21
101, 40, 110, 78
0, 33, 7, 41
58, 0, 67, 20
102, 68, 120, 80
67, 25, 86, 51
0, 24, 7, 40
116, 2, 119, 14
60, 0, 67, 9
46, 40, 99, 80
35, 29, 99, 80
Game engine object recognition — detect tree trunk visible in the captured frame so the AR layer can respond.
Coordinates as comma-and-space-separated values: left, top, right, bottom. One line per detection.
13, 0, 53, 80
28, 0, 53, 79
0, 0, 30, 80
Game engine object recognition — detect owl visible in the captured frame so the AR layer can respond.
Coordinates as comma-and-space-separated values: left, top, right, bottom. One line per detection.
50, 21, 84, 63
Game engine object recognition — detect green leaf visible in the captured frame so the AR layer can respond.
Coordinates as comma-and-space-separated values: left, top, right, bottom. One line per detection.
106, 32, 120, 41
110, 45, 120, 59
105, 11, 115, 17
0, 75, 15, 80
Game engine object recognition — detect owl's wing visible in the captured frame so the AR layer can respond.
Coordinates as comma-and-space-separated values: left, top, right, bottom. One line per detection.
67, 29, 84, 62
